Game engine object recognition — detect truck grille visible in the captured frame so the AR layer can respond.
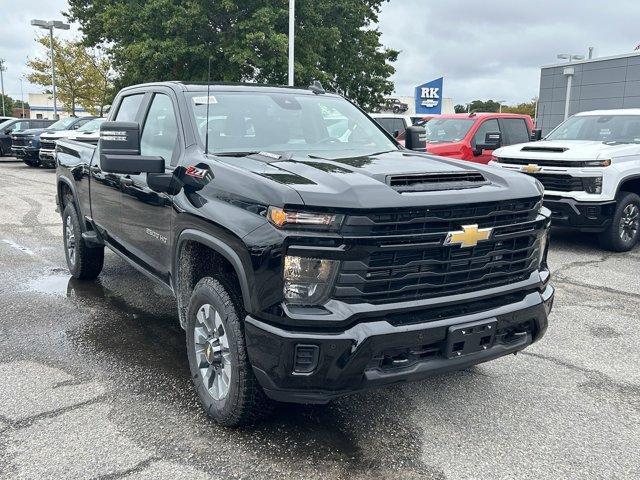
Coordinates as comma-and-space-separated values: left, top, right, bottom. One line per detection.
524, 173, 583, 192
40, 140, 57, 150
11, 135, 30, 147
334, 197, 544, 304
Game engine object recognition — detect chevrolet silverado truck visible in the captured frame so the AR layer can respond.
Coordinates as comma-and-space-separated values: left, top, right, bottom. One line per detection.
39, 116, 97, 167
56, 81, 554, 426
491, 109, 640, 251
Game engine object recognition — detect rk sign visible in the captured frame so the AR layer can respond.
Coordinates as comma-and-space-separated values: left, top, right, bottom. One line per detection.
415, 77, 444, 115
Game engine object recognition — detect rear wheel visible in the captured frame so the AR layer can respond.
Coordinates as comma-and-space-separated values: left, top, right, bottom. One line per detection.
186, 276, 272, 426
63, 203, 104, 279
23, 158, 39, 167
598, 192, 640, 252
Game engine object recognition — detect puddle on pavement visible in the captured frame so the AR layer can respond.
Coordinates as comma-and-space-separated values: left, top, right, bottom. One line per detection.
24, 274, 73, 297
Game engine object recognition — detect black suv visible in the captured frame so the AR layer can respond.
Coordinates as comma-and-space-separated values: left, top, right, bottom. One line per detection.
56, 81, 553, 426
0, 118, 54, 156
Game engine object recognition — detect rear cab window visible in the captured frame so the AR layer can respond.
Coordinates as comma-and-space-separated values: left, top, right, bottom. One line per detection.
502, 118, 530, 145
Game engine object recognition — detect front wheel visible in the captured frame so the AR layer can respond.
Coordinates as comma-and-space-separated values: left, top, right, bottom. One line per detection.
63, 203, 104, 279
598, 192, 640, 252
186, 277, 272, 426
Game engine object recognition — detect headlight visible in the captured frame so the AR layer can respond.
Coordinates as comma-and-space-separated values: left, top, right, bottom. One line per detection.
583, 159, 611, 167
283, 256, 338, 305
582, 177, 603, 194
268, 207, 343, 230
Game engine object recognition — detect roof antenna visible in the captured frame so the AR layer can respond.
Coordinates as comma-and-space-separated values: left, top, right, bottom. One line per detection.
309, 79, 325, 95
204, 56, 212, 155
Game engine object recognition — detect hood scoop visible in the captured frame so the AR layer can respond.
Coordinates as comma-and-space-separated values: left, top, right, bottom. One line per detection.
387, 171, 488, 193
521, 146, 568, 153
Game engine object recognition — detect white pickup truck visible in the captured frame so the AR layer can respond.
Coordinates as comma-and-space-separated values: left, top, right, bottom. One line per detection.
490, 109, 640, 251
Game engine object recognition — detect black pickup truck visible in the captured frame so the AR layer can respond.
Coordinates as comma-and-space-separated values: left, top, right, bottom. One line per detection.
56, 81, 554, 426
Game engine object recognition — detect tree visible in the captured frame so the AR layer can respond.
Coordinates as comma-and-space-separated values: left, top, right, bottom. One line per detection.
502, 98, 537, 118
27, 37, 114, 116
0, 94, 14, 117
454, 104, 467, 113
65, 0, 399, 110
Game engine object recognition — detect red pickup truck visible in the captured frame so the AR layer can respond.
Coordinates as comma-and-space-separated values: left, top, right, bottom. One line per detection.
423, 113, 534, 164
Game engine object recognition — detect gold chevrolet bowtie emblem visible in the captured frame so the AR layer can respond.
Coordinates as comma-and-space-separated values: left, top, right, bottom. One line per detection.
521, 164, 541, 174
444, 224, 493, 248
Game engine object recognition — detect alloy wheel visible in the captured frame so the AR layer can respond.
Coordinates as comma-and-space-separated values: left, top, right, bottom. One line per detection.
619, 203, 640, 243
65, 215, 76, 266
193, 303, 232, 400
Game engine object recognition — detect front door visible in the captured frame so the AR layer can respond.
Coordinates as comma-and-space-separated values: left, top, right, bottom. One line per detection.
119, 91, 181, 281
90, 93, 146, 241
471, 118, 501, 164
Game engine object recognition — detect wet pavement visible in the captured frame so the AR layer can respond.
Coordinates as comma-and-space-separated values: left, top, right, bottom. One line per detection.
0, 159, 638, 479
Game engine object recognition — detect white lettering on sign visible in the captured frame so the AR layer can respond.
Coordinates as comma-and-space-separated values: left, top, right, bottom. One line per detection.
421, 87, 440, 99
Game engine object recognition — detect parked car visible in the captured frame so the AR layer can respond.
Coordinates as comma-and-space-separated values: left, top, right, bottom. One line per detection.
56, 81, 553, 426
491, 109, 640, 251
382, 97, 409, 114
0, 118, 54, 156
66, 118, 106, 145
39, 116, 98, 167
423, 113, 534, 164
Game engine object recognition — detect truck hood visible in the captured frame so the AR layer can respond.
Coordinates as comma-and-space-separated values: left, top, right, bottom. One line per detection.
41, 129, 76, 140
14, 128, 45, 136
494, 139, 640, 161
216, 149, 541, 209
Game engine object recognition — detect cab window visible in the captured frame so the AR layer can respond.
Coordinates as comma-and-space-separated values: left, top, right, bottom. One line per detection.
502, 118, 530, 145
115, 94, 144, 122
140, 93, 179, 165
473, 119, 500, 145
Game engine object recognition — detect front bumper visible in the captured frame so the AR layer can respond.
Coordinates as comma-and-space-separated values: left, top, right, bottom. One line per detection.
544, 196, 616, 232
246, 283, 554, 404
12, 146, 39, 159
39, 149, 56, 166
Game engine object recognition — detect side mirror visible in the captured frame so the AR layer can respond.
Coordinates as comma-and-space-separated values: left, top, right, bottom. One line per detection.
484, 131, 502, 148
392, 129, 400, 138
100, 121, 141, 156
531, 129, 543, 141
99, 121, 165, 174
404, 125, 427, 151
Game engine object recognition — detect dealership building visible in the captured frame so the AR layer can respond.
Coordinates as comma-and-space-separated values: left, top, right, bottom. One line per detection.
537, 51, 640, 134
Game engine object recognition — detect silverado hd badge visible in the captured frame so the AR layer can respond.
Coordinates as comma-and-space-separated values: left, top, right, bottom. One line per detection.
444, 224, 493, 248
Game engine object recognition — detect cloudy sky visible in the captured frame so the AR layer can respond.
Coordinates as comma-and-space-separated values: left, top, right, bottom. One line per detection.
1, 0, 640, 107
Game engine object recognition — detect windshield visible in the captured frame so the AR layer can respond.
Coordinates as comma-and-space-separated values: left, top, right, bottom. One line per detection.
77, 118, 105, 132
48, 117, 78, 131
424, 118, 474, 143
186, 91, 397, 155
546, 115, 640, 143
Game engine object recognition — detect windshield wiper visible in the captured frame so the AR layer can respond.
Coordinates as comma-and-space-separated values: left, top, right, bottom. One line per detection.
212, 151, 262, 157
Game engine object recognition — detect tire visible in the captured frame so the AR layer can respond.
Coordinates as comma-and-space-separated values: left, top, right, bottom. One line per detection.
63, 203, 104, 279
393, 106, 400, 114
186, 276, 272, 427
0, 145, 4, 156
598, 192, 640, 252
23, 158, 39, 167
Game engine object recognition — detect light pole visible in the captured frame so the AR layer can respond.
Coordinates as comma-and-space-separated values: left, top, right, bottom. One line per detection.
288, 0, 295, 86
30, 19, 70, 119
0, 59, 5, 116
497, 99, 505, 113
20, 77, 25, 118
556, 54, 584, 121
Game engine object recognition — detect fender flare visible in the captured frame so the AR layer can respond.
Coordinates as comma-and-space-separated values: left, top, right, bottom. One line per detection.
57, 176, 83, 221
175, 229, 253, 312
616, 174, 640, 197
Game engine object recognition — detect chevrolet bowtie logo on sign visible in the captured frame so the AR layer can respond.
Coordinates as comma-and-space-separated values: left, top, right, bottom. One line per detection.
521, 164, 542, 174
444, 224, 494, 248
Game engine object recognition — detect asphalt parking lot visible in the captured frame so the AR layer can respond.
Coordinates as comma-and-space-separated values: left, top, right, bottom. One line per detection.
0, 157, 638, 480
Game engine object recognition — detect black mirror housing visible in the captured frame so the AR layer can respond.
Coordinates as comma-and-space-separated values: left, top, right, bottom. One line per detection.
404, 126, 427, 151
99, 121, 141, 156
100, 154, 165, 174
531, 129, 543, 141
